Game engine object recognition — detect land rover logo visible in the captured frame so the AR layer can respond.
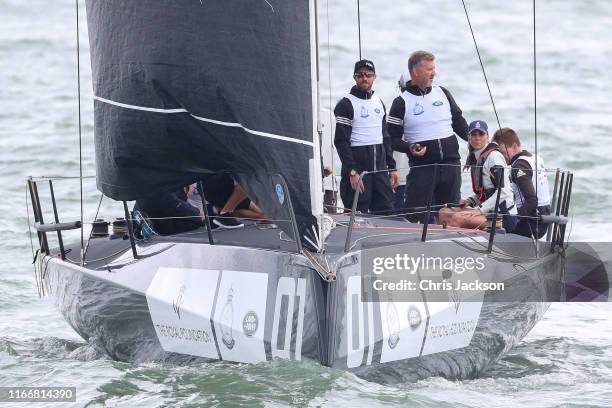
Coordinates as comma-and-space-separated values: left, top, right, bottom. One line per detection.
432, 100, 443, 106
242, 311, 259, 337
407, 305, 422, 330
275, 183, 285, 205
374, 107, 381, 114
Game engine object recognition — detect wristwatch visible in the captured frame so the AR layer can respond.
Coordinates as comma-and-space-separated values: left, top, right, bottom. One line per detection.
350, 169, 358, 177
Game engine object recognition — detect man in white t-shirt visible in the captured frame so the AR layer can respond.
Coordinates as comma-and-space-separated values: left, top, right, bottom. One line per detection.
388, 51, 468, 222
334, 59, 399, 212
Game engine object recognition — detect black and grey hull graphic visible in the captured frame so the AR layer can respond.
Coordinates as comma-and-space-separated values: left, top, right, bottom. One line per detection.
37, 232, 609, 382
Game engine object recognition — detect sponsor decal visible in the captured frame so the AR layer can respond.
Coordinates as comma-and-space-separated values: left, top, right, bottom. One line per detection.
428, 319, 477, 339
374, 107, 381, 114
242, 311, 259, 337
379, 301, 428, 364
213, 270, 268, 363
432, 100, 444, 106
146, 267, 220, 359
220, 287, 236, 350
172, 285, 186, 320
360, 106, 370, 118
386, 303, 400, 349
407, 305, 422, 329
443, 269, 462, 314
275, 184, 285, 205
413, 102, 424, 115
154, 324, 213, 343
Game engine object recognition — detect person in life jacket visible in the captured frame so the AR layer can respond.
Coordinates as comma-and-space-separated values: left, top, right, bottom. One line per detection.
334, 59, 400, 212
387, 51, 469, 222
438, 120, 518, 231
492, 127, 551, 239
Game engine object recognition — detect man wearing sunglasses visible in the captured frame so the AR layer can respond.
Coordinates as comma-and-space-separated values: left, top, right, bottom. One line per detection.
334, 59, 399, 213
388, 51, 469, 223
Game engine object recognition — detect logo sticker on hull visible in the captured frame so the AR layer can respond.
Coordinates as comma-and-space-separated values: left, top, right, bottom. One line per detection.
213, 271, 268, 363
220, 287, 236, 350
242, 311, 259, 337
275, 184, 285, 205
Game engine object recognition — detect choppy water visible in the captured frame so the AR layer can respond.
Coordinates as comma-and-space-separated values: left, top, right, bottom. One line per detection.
1, 0, 611, 406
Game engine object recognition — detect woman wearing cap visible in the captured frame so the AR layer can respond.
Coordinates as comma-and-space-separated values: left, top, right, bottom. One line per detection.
438, 120, 517, 231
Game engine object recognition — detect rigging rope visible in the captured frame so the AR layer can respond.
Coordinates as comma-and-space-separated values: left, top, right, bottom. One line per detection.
460, 0, 502, 132
82, 193, 104, 262
357, 0, 362, 59
326, 0, 336, 196
533, 0, 540, 243
75, 0, 84, 266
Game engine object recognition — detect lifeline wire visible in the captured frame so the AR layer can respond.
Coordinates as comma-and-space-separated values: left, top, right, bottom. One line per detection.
76, 0, 84, 266
461, 0, 502, 132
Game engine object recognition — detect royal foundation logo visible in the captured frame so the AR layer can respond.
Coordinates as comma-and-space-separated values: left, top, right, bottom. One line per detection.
172, 285, 186, 320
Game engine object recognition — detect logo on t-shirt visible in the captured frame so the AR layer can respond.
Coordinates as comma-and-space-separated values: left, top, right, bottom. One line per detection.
432, 100, 444, 106
413, 102, 424, 116
360, 106, 369, 118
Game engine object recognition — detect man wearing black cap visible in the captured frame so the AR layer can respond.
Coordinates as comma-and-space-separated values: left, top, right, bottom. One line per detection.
387, 51, 468, 222
438, 120, 517, 231
333, 59, 399, 212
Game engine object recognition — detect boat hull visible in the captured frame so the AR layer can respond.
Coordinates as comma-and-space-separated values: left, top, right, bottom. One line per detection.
40, 233, 563, 383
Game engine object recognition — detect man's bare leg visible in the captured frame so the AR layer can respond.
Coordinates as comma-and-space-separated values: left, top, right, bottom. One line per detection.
453, 210, 487, 229
441, 208, 487, 229
438, 207, 460, 226
234, 202, 270, 223
220, 184, 248, 214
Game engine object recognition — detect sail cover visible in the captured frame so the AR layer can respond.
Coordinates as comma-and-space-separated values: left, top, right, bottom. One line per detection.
85, 0, 323, 245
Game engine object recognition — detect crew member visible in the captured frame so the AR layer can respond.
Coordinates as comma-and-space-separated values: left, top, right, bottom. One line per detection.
388, 51, 468, 222
493, 127, 551, 238
334, 59, 399, 212
439, 120, 517, 231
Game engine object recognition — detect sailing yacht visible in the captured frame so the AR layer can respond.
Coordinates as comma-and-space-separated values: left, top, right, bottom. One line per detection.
25, 0, 589, 383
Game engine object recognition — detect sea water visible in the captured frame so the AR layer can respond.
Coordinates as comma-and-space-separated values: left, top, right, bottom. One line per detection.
1, 0, 611, 406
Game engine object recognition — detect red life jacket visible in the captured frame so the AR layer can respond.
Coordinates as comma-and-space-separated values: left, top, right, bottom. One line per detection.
470, 143, 502, 205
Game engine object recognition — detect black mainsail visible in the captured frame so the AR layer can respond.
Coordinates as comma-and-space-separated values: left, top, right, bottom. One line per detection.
85, 0, 323, 245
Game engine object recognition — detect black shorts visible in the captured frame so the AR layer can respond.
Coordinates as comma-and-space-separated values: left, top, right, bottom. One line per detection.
200, 173, 250, 210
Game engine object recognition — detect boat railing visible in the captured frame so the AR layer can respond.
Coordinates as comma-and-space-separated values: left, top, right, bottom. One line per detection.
342, 163, 573, 257
26, 174, 306, 267
27, 177, 82, 261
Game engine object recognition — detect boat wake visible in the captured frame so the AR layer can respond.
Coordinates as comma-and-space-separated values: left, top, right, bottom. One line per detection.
0, 336, 107, 361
